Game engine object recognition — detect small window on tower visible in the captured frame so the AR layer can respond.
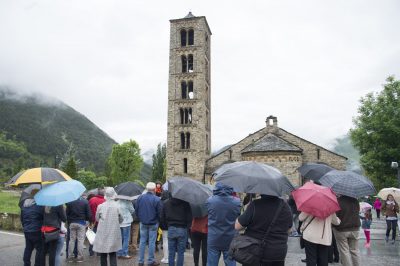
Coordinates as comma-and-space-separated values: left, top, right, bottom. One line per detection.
188, 29, 194, 45
317, 149, 321, 160
188, 81, 194, 99
188, 54, 193, 72
180, 132, 185, 149
180, 108, 184, 124
183, 158, 188, 173
188, 108, 192, 123
181, 55, 187, 73
180, 29, 187, 46
181, 81, 187, 99
184, 109, 189, 124
186, 132, 191, 149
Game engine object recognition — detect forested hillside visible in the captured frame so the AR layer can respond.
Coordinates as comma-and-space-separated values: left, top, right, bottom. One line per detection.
0, 88, 116, 175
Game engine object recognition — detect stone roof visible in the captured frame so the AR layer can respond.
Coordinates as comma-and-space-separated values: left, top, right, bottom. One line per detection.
241, 133, 302, 153
184, 12, 195, 18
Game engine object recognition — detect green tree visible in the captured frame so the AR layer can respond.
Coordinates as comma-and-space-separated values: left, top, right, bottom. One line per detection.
62, 157, 78, 178
108, 140, 143, 185
151, 143, 166, 182
350, 76, 400, 189
75, 170, 107, 189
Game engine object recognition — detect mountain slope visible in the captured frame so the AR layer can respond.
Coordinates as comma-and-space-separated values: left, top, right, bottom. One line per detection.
0, 88, 116, 172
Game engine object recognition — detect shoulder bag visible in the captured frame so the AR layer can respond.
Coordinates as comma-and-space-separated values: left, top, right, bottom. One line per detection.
228, 201, 284, 265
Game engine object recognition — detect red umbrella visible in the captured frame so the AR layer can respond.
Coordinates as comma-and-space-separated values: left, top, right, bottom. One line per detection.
292, 181, 340, 219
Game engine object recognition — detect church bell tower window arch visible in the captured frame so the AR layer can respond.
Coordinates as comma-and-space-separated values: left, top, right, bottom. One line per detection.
180, 29, 194, 46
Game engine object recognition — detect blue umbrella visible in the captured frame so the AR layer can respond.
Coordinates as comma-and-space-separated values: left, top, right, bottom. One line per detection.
34, 180, 86, 206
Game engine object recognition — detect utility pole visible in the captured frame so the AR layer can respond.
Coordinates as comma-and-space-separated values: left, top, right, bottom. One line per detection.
390, 162, 400, 188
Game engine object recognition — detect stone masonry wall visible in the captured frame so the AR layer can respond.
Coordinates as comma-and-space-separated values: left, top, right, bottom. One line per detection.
205, 120, 347, 185
166, 16, 211, 180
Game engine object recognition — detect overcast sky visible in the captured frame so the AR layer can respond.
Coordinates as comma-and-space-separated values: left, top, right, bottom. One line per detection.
1, 0, 399, 153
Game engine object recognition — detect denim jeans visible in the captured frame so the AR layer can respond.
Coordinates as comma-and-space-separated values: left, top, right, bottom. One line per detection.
68, 223, 86, 259
23, 231, 43, 266
139, 223, 158, 264
168, 226, 187, 266
207, 246, 236, 266
66, 226, 78, 258
117, 225, 131, 256
386, 219, 398, 240
55, 235, 64, 266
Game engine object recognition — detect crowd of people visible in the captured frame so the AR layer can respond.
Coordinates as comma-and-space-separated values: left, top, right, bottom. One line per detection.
20, 180, 399, 266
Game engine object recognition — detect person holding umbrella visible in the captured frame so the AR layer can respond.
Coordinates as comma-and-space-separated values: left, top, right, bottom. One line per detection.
332, 195, 361, 266
299, 212, 340, 266
20, 188, 44, 266
292, 182, 341, 266
235, 194, 293, 266
40, 205, 67, 266
381, 194, 399, 244
206, 183, 241, 266
160, 195, 192, 266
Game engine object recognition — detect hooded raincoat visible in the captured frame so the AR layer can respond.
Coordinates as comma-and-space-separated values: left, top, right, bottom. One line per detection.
206, 183, 241, 251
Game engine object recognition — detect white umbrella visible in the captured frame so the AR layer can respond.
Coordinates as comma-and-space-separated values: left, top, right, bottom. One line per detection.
378, 187, 400, 202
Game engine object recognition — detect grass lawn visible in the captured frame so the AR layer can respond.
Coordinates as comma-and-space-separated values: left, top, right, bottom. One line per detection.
0, 190, 20, 214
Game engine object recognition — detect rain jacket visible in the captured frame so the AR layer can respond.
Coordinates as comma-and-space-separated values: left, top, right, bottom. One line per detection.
89, 195, 105, 224
135, 192, 162, 225
161, 198, 192, 228
66, 198, 91, 224
118, 199, 135, 227
334, 196, 360, 232
20, 199, 44, 232
206, 183, 241, 251
93, 199, 122, 253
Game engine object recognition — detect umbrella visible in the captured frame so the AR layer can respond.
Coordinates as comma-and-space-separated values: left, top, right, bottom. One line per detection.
87, 188, 99, 196
190, 203, 208, 218
359, 202, 372, 211
319, 170, 376, 198
212, 161, 294, 196
297, 163, 334, 182
114, 181, 145, 200
34, 180, 86, 206
7, 167, 72, 187
377, 187, 400, 202
292, 182, 340, 219
168, 176, 212, 205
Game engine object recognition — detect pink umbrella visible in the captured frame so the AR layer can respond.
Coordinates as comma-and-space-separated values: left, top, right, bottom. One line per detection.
292, 181, 340, 219
359, 202, 372, 211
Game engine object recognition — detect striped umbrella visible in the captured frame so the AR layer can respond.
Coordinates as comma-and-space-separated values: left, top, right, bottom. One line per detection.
7, 167, 72, 187
319, 170, 376, 199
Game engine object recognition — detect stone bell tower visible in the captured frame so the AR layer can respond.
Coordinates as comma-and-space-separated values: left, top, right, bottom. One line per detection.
166, 12, 212, 181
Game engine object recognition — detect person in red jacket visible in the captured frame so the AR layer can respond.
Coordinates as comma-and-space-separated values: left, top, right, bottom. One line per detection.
88, 186, 105, 256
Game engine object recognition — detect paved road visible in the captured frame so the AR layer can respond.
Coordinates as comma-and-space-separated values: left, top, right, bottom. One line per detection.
1, 219, 399, 266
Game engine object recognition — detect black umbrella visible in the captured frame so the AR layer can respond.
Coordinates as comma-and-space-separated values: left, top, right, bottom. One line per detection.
297, 163, 334, 182
168, 176, 213, 205
319, 170, 376, 198
212, 161, 294, 196
190, 203, 208, 218
114, 182, 144, 200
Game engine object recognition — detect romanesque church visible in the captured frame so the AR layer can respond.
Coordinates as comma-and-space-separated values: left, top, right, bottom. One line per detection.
166, 13, 346, 186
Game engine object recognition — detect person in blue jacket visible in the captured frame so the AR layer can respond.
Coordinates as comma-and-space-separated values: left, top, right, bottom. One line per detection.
20, 189, 44, 266
206, 183, 241, 266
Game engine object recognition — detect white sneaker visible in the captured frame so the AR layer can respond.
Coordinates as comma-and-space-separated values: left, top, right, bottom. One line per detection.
160, 258, 168, 264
